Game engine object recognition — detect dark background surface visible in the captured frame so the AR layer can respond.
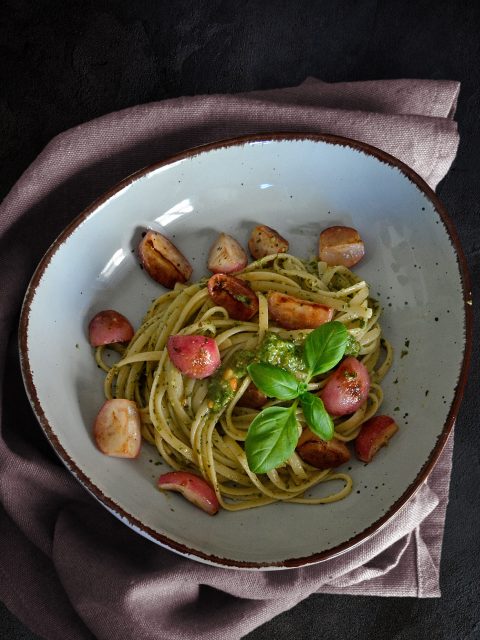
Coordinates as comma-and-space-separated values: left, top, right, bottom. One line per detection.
1, 1, 479, 639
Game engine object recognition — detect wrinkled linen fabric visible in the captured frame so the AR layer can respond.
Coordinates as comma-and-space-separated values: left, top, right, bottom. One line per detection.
0, 78, 460, 640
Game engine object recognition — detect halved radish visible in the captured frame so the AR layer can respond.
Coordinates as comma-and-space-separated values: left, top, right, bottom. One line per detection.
355, 415, 399, 462
248, 225, 289, 260
88, 310, 134, 347
138, 230, 192, 288
296, 429, 350, 469
267, 291, 334, 330
93, 399, 141, 458
207, 273, 259, 321
158, 471, 220, 515
167, 335, 221, 379
207, 233, 248, 274
320, 356, 370, 416
319, 226, 365, 267
237, 382, 268, 409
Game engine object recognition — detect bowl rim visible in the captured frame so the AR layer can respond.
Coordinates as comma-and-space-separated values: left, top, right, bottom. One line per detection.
18, 132, 473, 569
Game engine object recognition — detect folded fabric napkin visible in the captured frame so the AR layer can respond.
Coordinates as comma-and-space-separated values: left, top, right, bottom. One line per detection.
0, 78, 460, 640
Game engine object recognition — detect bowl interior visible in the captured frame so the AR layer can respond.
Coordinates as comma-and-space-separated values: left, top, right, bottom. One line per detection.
21, 135, 467, 568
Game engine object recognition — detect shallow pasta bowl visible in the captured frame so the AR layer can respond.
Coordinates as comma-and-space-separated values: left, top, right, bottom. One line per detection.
19, 133, 471, 569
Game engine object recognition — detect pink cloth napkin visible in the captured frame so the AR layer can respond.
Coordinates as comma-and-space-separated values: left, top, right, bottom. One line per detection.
0, 78, 460, 640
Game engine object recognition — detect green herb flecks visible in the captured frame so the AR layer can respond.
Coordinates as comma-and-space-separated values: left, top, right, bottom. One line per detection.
233, 293, 253, 306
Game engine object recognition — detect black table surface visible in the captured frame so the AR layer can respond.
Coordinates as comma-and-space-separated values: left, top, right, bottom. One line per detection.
1, 2, 479, 639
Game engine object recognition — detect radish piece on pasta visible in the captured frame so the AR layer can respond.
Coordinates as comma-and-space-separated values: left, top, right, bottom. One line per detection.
167, 335, 221, 379
296, 429, 350, 469
267, 291, 333, 330
320, 357, 370, 416
207, 274, 259, 321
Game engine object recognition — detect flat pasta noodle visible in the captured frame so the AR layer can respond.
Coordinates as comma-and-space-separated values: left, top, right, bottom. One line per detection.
97, 254, 392, 511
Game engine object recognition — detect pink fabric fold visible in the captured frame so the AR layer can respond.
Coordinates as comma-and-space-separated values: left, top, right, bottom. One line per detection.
0, 77, 460, 640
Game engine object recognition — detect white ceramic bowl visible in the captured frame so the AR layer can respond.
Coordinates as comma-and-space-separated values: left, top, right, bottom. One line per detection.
19, 134, 471, 569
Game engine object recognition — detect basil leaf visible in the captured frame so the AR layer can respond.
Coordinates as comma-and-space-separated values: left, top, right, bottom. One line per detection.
300, 392, 334, 441
245, 406, 299, 474
304, 321, 348, 376
247, 363, 300, 400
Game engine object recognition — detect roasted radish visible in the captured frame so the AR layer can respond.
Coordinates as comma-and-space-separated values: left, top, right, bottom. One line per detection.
93, 399, 141, 458
207, 274, 259, 321
138, 230, 192, 288
88, 310, 134, 347
267, 291, 334, 330
296, 428, 350, 469
237, 382, 268, 409
248, 225, 289, 260
207, 232, 248, 274
319, 226, 365, 267
321, 356, 370, 416
355, 415, 398, 463
158, 471, 220, 515
167, 335, 221, 379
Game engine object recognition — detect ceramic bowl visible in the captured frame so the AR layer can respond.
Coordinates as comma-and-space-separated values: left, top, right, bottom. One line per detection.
19, 134, 471, 569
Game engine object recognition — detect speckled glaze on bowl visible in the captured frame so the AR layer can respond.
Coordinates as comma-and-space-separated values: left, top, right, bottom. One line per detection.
19, 134, 472, 569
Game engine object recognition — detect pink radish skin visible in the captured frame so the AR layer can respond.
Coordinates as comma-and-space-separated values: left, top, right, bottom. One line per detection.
321, 357, 370, 416
355, 415, 399, 463
207, 233, 248, 274
88, 310, 134, 347
167, 335, 221, 379
158, 471, 220, 515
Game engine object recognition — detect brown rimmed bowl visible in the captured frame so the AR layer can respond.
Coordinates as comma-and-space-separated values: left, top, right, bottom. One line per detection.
19, 134, 472, 569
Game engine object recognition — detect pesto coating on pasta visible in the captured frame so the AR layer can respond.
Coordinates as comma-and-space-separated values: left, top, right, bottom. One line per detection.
96, 254, 393, 511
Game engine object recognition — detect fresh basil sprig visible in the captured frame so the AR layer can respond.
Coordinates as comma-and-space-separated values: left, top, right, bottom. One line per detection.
299, 392, 333, 441
304, 321, 349, 376
245, 321, 348, 474
244, 404, 299, 474
248, 363, 302, 401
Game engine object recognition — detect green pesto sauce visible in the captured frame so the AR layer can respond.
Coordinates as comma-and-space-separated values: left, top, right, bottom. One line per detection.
207, 375, 234, 412
233, 293, 254, 306
303, 257, 319, 275
207, 349, 255, 412
344, 333, 361, 356
257, 332, 307, 376
207, 329, 360, 411
207, 332, 308, 411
